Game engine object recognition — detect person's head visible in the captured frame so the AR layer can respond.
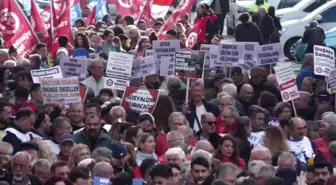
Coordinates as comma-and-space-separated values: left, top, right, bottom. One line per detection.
317, 91, 331, 106
222, 83, 237, 98
215, 135, 239, 163
258, 7, 267, 17
28, 54, 42, 70
201, 113, 216, 135
190, 156, 210, 184
165, 147, 185, 166
258, 91, 277, 108
137, 133, 156, 154
240, 84, 254, 102
19, 141, 39, 164
313, 162, 333, 185
190, 80, 204, 102
89, 57, 105, 80
294, 91, 311, 109
149, 164, 174, 185
33, 159, 51, 182
35, 112, 52, 135
211, 34, 221, 45
99, 88, 113, 103
140, 158, 157, 182
277, 152, 297, 170
124, 15, 135, 26
58, 35, 69, 47
274, 102, 292, 122
191, 140, 215, 156
214, 163, 237, 185
153, 21, 163, 32
103, 30, 114, 43
177, 125, 192, 146
196, 4, 206, 17
91, 147, 112, 163
302, 77, 314, 93
303, 53, 314, 69
266, 74, 277, 87
124, 126, 143, 146
168, 112, 186, 131
89, 32, 99, 46
218, 94, 235, 112
0, 102, 12, 123
84, 114, 101, 139
112, 172, 133, 185
263, 126, 289, 157
256, 164, 276, 185
16, 71, 33, 90
14, 86, 29, 108
247, 105, 265, 131
74, 33, 90, 50
74, 18, 85, 28
166, 29, 177, 40
84, 103, 101, 117
128, 26, 140, 40
0, 142, 13, 167
69, 144, 91, 168
249, 147, 272, 165
51, 161, 70, 178
137, 36, 151, 51
109, 106, 126, 123
250, 67, 263, 85
288, 117, 307, 140
81, 6, 90, 17
167, 131, 184, 148
238, 13, 250, 23
221, 106, 239, 127
35, 43, 48, 60
234, 116, 252, 140
68, 102, 84, 125
137, 113, 155, 133
15, 108, 36, 132
92, 161, 114, 179
0, 49, 9, 65
59, 134, 75, 158
52, 117, 72, 139
68, 168, 91, 185
137, 20, 147, 31
30, 84, 43, 104
11, 151, 31, 183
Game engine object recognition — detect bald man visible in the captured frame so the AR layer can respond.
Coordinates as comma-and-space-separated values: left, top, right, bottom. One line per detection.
191, 140, 215, 156
177, 125, 197, 152
266, 74, 277, 87
92, 161, 114, 179
249, 146, 272, 165
237, 84, 254, 113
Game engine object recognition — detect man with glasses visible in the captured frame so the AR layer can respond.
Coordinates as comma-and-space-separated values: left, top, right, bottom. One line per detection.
199, 113, 221, 149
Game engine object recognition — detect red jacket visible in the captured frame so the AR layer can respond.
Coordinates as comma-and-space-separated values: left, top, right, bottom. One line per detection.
156, 133, 168, 157
208, 13, 218, 24
316, 147, 329, 161
193, 15, 212, 43
314, 138, 326, 150
216, 116, 238, 135
222, 158, 246, 169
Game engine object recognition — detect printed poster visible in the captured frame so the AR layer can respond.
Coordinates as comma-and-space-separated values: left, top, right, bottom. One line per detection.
257, 43, 285, 65
121, 87, 160, 113
59, 57, 88, 79
218, 43, 244, 65
327, 69, 336, 94
160, 57, 174, 76
314, 45, 335, 76
141, 56, 157, 77
239, 42, 258, 73
31, 66, 63, 83
174, 51, 205, 79
131, 58, 142, 79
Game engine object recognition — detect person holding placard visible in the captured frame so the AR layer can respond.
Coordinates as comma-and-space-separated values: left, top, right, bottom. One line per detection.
82, 58, 105, 96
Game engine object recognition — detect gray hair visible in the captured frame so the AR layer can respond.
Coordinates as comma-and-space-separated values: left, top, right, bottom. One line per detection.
168, 112, 186, 124
16, 58, 30, 66
92, 161, 113, 176
0, 142, 13, 155
89, 57, 105, 69
223, 106, 239, 119
165, 147, 186, 161
277, 152, 297, 168
191, 149, 212, 165
222, 84, 237, 98
257, 164, 276, 177
12, 151, 31, 164
217, 92, 229, 100
191, 140, 213, 156
52, 116, 70, 133
329, 141, 336, 157
299, 91, 311, 101
248, 160, 265, 177
220, 95, 235, 106
215, 163, 238, 178
322, 113, 336, 126
92, 147, 113, 160
166, 76, 182, 92
109, 106, 126, 116
201, 112, 215, 123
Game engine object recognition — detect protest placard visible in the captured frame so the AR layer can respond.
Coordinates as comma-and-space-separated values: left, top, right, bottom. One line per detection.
239, 42, 258, 72
257, 43, 285, 65
327, 69, 336, 93
93, 177, 110, 185
160, 57, 174, 76
145, 49, 154, 57
94, 21, 109, 33
31, 66, 63, 83
273, 63, 300, 102
105, 52, 134, 91
131, 58, 142, 79
174, 51, 205, 79
200, 44, 212, 68
40, 77, 81, 105
209, 46, 220, 68
121, 87, 160, 113
314, 45, 335, 76
152, 40, 180, 61
218, 43, 244, 65
59, 57, 88, 79
141, 56, 157, 77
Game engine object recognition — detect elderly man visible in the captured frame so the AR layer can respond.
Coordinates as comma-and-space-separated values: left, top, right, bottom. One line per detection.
267, 74, 277, 86
157, 130, 184, 157
302, 77, 314, 93
93, 161, 115, 179
247, 105, 265, 146
164, 147, 186, 166
199, 113, 221, 149
168, 112, 187, 131
128, 26, 140, 50
82, 57, 106, 96
237, 84, 254, 113
215, 163, 238, 185
177, 125, 197, 152
277, 152, 297, 170
295, 91, 315, 120
191, 140, 215, 156
249, 146, 272, 165
216, 105, 240, 135
104, 106, 126, 132
256, 165, 276, 185
0, 142, 13, 168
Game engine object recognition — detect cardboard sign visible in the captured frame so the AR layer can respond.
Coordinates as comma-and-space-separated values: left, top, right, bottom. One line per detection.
59, 57, 88, 79
257, 43, 285, 65
131, 58, 142, 79
40, 77, 81, 105
31, 66, 63, 83
274, 63, 299, 102
160, 57, 174, 76
314, 45, 335, 76
94, 21, 109, 33
218, 43, 244, 65
327, 69, 336, 94
152, 40, 180, 61
145, 49, 154, 57
93, 177, 110, 185
121, 87, 160, 113
105, 52, 134, 91
141, 56, 157, 77
239, 42, 258, 73
174, 51, 205, 79
200, 44, 212, 68
209, 46, 220, 68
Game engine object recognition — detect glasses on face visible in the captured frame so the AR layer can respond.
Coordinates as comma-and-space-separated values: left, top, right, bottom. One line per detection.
203, 121, 216, 126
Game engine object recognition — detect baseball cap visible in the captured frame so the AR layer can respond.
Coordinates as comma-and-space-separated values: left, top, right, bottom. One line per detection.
317, 90, 330, 102
109, 144, 128, 159
20, 141, 39, 151
59, 134, 75, 144
231, 66, 243, 76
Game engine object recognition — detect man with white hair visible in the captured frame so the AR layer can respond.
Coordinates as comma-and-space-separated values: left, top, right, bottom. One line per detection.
222, 83, 237, 98
16, 58, 30, 68
92, 161, 115, 179
82, 57, 106, 96
215, 163, 238, 185
248, 160, 265, 178
191, 140, 215, 156
165, 147, 186, 166
168, 112, 187, 131
256, 164, 276, 185
266, 74, 277, 87
315, 112, 336, 149
217, 106, 240, 135
277, 152, 297, 170
128, 26, 140, 50
0, 151, 42, 184
249, 146, 272, 165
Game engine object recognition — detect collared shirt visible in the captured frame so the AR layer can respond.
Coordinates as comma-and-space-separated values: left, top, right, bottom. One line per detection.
13, 178, 31, 185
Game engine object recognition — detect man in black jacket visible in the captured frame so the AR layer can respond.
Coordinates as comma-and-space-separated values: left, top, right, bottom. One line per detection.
211, 0, 230, 36
198, 113, 221, 149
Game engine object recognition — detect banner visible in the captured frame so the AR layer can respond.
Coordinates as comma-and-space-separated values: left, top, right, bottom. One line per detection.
141, 56, 157, 77
59, 57, 88, 79
174, 51, 205, 79
131, 58, 142, 79
186, 23, 199, 48
93, 177, 110, 185
200, 44, 219, 68
151, 0, 174, 18
137, 0, 156, 27
0, 0, 40, 58
219, 43, 244, 65
41, 77, 81, 105
105, 52, 134, 90
106, 0, 144, 20
153, 40, 180, 71
71, 0, 82, 26
145, 49, 154, 57
239, 42, 258, 73
31, 66, 64, 83
30, 0, 48, 37
40, 6, 51, 32
273, 63, 299, 102
314, 45, 335, 76
85, 5, 96, 26
160, 57, 174, 76
121, 87, 160, 113
257, 43, 285, 66
327, 69, 336, 94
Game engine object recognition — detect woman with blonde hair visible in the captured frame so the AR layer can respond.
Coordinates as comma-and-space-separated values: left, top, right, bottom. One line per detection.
136, 133, 157, 166
123, 142, 138, 169
263, 126, 289, 166
69, 144, 91, 168
37, 140, 57, 165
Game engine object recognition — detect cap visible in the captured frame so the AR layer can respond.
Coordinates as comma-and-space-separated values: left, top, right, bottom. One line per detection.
317, 90, 330, 102
250, 67, 263, 77
109, 144, 127, 159
20, 141, 39, 151
59, 134, 75, 144
231, 67, 243, 76
275, 168, 297, 185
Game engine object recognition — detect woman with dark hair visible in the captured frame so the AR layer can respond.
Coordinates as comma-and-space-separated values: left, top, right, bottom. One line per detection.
258, 91, 277, 116
115, 15, 124, 25
235, 13, 263, 45
149, 32, 158, 45
234, 116, 253, 164
113, 25, 125, 37
136, 36, 151, 57
152, 94, 176, 133
268, 6, 282, 43
214, 135, 246, 168
74, 33, 91, 52
95, 30, 121, 53
124, 126, 143, 146
43, 176, 74, 185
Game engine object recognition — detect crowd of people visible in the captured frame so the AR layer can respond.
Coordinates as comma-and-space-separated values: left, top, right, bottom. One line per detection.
0, 0, 334, 185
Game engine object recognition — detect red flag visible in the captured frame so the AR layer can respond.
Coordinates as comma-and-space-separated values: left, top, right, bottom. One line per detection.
30, 0, 48, 37
85, 5, 96, 26
0, 0, 40, 58
186, 23, 200, 48
40, 6, 51, 33
138, 0, 156, 27
151, 0, 174, 18
158, 0, 196, 40
106, 0, 145, 20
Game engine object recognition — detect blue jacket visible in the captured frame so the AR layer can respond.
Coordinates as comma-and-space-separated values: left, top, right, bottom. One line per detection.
296, 68, 313, 90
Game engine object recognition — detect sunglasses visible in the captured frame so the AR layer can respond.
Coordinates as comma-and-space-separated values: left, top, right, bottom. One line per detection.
204, 121, 216, 126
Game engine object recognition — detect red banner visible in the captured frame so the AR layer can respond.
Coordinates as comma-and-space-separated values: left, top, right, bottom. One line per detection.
137, 0, 156, 27
31, 0, 49, 37
106, 0, 145, 20
85, 5, 96, 26
40, 6, 51, 33
158, 0, 196, 40
0, 0, 40, 58
186, 23, 199, 48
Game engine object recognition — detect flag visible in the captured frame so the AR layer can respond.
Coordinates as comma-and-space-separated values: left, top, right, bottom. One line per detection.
137, 0, 156, 27
0, 0, 40, 58
88, 0, 108, 21
40, 6, 51, 32
105, 0, 144, 20
186, 23, 200, 48
158, 0, 196, 40
71, 0, 82, 26
85, 5, 97, 26
30, 0, 49, 37
151, 0, 174, 19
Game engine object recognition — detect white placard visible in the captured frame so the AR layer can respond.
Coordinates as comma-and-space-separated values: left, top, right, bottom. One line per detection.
145, 49, 154, 57
314, 45, 335, 76
257, 43, 285, 66
141, 56, 157, 77
218, 43, 244, 65
160, 57, 174, 76
327, 69, 336, 93
31, 66, 64, 83
209, 46, 220, 68
105, 52, 134, 90
131, 58, 142, 79
274, 62, 299, 102
153, 40, 180, 61
200, 44, 212, 68
59, 57, 88, 79
239, 42, 258, 73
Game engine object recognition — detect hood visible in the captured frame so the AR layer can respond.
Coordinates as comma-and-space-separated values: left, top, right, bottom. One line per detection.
281, 19, 301, 27
236, 0, 254, 9
276, 7, 293, 16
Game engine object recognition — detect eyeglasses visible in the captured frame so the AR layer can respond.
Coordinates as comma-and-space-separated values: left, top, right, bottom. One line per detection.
203, 121, 216, 125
